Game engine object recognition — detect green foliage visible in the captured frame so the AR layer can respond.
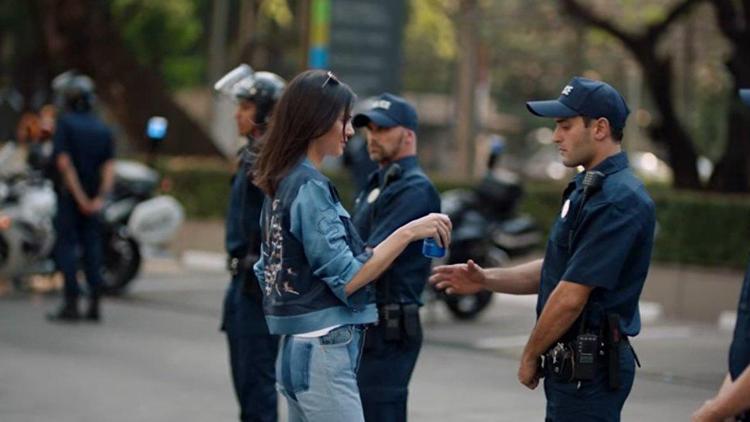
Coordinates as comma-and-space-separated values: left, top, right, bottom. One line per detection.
520, 183, 750, 269
260, 0, 293, 27
111, 0, 204, 89
166, 165, 232, 219
165, 164, 750, 269
650, 190, 750, 268
403, 0, 458, 93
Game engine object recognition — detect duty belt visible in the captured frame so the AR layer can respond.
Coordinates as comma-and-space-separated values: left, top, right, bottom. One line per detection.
227, 255, 255, 277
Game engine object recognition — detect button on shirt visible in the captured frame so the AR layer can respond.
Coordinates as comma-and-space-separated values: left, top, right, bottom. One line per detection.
53, 111, 114, 197
537, 152, 655, 337
351, 156, 441, 305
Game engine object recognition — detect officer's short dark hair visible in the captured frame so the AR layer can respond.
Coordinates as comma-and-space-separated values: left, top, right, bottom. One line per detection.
582, 116, 624, 142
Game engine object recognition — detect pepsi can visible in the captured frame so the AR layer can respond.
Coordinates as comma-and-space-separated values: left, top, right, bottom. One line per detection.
422, 238, 446, 258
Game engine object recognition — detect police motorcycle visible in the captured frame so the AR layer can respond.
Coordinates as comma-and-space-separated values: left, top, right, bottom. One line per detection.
99, 117, 184, 294
0, 143, 57, 283
435, 140, 542, 320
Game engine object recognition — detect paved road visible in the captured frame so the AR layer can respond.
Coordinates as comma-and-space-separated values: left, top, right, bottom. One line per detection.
0, 262, 731, 421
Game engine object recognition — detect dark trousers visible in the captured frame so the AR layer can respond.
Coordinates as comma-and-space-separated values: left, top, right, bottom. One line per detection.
357, 313, 423, 422
54, 195, 103, 301
222, 277, 279, 422
544, 343, 635, 422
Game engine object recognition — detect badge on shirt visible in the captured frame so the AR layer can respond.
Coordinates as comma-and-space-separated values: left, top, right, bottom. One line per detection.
367, 188, 381, 204
561, 198, 571, 219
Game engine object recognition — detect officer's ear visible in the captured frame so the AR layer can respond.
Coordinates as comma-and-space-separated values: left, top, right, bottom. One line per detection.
592, 118, 611, 142
403, 128, 416, 146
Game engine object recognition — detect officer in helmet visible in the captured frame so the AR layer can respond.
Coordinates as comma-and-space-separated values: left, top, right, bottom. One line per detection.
215, 64, 285, 422
47, 71, 114, 322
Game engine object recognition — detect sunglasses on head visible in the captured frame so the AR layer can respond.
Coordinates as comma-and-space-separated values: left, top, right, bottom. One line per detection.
321, 71, 340, 88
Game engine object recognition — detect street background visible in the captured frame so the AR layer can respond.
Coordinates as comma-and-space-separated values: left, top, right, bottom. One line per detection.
0, 221, 740, 421
3, 1, 750, 421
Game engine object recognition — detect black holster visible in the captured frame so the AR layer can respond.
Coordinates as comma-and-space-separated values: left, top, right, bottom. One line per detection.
378, 303, 420, 342
606, 313, 622, 390
227, 254, 261, 298
542, 312, 629, 390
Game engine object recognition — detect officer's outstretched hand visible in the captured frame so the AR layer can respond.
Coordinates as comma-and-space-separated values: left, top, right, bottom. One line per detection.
429, 259, 486, 295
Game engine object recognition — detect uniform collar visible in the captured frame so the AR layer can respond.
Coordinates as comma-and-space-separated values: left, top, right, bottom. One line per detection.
378, 155, 418, 186
366, 155, 419, 189
572, 151, 629, 188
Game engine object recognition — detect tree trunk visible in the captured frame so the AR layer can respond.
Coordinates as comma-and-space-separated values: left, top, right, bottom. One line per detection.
706, 0, 750, 192
454, 0, 479, 179
639, 53, 701, 189
40, 0, 220, 156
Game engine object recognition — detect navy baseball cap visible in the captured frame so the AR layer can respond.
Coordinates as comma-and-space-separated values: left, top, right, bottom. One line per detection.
741, 89, 750, 106
353, 93, 418, 131
526, 77, 631, 130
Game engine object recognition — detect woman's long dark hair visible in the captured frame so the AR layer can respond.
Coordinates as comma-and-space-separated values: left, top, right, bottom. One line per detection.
253, 69, 355, 196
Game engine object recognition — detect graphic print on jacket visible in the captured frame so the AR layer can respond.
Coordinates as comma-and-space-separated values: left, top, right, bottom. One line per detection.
264, 198, 300, 297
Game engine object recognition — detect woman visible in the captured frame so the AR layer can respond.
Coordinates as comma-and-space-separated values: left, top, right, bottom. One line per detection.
253, 69, 451, 422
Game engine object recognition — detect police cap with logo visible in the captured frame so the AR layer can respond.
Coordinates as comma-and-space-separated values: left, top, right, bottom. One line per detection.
526, 76, 630, 130
353, 93, 418, 131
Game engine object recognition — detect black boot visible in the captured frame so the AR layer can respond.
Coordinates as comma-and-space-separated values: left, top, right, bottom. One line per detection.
85, 289, 101, 322
47, 298, 80, 322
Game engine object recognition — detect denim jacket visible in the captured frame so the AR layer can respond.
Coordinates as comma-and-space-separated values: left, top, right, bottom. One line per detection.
254, 159, 376, 335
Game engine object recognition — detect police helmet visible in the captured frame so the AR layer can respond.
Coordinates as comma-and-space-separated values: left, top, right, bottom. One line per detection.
233, 71, 286, 125
52, 70, 95, 112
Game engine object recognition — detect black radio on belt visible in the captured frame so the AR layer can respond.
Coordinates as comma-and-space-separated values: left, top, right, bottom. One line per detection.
574, 333, 599, 381
543, 333, 599, 383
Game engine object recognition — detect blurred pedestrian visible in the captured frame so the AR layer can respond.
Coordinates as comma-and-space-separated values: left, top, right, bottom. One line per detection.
692, 88, 750, 422
252, 69, 451, 422
431, 77, 655, 421
350, 93, 440, 422
47, 72, 114, 322
215, 66, 285, 422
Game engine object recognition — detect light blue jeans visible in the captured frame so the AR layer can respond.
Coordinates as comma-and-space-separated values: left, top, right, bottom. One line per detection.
277, 325, 366, 422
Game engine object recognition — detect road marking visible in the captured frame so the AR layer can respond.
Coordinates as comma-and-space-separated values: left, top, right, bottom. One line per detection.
181, 250, 225, 272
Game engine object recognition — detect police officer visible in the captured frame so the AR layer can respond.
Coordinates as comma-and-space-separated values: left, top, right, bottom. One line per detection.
215, 66, 285, 422
47, 72, 114, 323
350, 93, 441, 422
692, 89, 750, 422
432, 77, 655, 421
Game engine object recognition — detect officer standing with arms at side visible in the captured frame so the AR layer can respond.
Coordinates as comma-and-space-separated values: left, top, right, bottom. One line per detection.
692, 89, 750, 422
215, 66, 285, 422
47, 72, 114, 323
432, 77, 655, 421
350, 93, 441, 422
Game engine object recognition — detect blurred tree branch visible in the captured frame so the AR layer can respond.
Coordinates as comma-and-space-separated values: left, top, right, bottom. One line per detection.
561, 0, 703, 190
37, 0, 220, 156
705, 0, 750, 192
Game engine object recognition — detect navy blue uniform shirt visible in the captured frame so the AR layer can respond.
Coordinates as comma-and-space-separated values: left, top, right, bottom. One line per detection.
537, 152, 655, 336
351, 156, 441, 305
225, 145, 264, 258
729, 261, 750, 380
53, 111, 114, 197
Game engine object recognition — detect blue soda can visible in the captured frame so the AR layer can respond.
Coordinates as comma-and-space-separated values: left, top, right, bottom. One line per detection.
422, 238, 446, 258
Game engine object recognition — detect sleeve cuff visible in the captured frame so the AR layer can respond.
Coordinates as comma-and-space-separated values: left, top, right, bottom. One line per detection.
329, 254, 369, 307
